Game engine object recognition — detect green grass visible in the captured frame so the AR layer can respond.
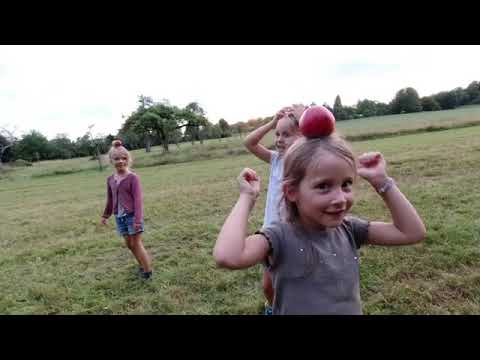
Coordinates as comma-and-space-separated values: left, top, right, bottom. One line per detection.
336, 104, 480, 136
2, 109, 480, 314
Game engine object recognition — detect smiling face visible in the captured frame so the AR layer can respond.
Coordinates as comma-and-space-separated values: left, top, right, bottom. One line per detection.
274, 116, 301, 156
282, 135, 357, 228
286, 151, 355, 229
110, 148, 131, 174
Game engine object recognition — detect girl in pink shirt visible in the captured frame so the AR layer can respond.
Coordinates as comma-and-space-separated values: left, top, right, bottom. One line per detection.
101, 140, 153, 280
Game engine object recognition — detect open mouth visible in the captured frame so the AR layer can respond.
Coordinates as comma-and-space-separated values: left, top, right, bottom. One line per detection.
325, 209, 346, 217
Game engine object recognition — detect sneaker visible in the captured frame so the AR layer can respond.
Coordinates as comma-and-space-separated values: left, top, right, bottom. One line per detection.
141, 271, 153, 280
264, 302, 273, 315
138, 267, 144, 275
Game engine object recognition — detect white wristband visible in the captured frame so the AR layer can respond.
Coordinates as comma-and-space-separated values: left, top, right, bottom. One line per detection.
376, 177, 395, 194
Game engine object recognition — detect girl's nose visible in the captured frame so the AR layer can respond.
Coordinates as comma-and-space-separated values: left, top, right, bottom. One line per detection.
330, 188, 346, 206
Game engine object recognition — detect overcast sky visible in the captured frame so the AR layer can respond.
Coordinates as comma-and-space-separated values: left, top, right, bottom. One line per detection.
1, 45, 479, 140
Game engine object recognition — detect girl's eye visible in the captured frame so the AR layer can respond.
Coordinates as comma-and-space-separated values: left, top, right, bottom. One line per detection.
342, 180, 353, 190
315, 183, 330, 191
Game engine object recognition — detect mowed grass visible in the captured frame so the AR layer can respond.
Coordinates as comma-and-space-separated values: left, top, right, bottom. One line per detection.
336, 104, 480, 137
2, 120, 480, 313
4, 105, 479, 181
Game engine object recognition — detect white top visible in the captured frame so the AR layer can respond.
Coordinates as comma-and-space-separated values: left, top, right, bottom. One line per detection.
263, 151, 285, 227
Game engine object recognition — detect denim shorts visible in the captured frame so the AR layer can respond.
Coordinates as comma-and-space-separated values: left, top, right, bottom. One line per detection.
115, 213, 145, 236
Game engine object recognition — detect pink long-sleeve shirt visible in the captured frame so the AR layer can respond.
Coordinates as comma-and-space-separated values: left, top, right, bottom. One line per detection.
102, 172, 144, 224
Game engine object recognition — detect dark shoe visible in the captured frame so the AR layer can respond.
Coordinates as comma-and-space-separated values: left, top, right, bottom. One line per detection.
141, 271, 153, 280
264, 302, 273, 315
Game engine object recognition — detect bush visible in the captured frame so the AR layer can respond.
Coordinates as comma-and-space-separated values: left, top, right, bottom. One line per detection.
12, 159, 33, 167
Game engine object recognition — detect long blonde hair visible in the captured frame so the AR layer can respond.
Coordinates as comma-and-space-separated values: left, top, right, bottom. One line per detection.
281, 133, 356, 224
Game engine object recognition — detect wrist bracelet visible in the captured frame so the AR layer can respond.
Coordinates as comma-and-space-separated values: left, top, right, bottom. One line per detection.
376, 177, 395, 194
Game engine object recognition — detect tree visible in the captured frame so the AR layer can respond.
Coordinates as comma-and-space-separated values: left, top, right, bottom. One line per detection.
218, 118, 231, 138
138, 94, 154, 109
333, 95, 346, 120
15, 130, 52, 162
390, 87, 422, 114
74, 134, 93, 157
434, 91, 457, 110
210, 124, 223, 140
230, 121, 248, 138
86, 125, 105, 171
117, 129, 144, 151
49, 133, 76, 159
198, 120, 214, 140
356, 99, 378, 118
375, 102, 390, 116
452, 87, 470, 107
138, 103, 177, 152
0, 126, 17, 166
185, 102, 208, 145
322, 103, 334, 113
420, 96, 441, 111
121, 99, 209, 153
342, 106, 357, 120
466, 81, 480, 103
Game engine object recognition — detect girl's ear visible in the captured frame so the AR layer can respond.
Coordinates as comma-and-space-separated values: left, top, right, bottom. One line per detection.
283, 183, 298, 203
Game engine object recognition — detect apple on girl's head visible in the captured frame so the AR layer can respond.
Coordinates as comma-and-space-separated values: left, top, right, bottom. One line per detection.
299, 105, 335, 138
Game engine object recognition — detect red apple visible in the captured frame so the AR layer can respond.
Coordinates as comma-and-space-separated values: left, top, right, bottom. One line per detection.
299, 105, 335, 138
245, 172, 256, 182
362, 153, 382, 168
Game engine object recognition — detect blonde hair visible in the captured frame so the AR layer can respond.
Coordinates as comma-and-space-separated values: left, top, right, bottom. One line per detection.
280, 104, 307, 130
281, 133, 356, 224
108, 140, 132, 167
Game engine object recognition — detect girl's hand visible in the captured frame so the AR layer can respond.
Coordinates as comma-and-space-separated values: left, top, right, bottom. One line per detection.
134, 223, 142, 232
289, 103, 307, 121
272, 106, 294, 127
101, 217, 108, 225
237, 168, 261, 200
357, 152, 388, 189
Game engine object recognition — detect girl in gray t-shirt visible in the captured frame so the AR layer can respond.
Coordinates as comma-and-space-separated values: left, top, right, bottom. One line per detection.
243, 104, 305, 312
214, 134, 426, 315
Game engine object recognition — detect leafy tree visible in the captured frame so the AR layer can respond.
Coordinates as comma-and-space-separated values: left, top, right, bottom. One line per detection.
434, 91, 457, 110
375, 102, 390, 116
322, 102, 334, 113
356, 99, 378, 118
0, 126, 17, 165
185, 102, 208, 144
218, 118, 231, 138
15, 130, 52, 162
452, 87, 470, 107
333, 95, 346, 120
49, 133, 76, 159
420, 96, 441, 111
390, 87, 422, 114
465, 81, 480, 103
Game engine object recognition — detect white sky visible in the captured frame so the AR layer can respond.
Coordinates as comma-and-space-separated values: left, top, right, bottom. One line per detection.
1, 45, 479, 140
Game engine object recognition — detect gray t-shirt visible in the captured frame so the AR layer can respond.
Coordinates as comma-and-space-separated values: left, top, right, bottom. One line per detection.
259, 216, 369, 315
263, 151, 284, 227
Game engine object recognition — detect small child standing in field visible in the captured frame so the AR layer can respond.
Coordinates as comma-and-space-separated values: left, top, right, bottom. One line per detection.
244, 103, 306, 314
214, 133, 426, 314
101, 140, 153, 280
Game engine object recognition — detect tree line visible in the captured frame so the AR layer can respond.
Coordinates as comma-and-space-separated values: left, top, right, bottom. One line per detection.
1, 81, 479, 165
331, 80, 480, 120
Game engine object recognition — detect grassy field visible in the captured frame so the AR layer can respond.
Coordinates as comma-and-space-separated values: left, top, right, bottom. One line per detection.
2, 108, 480, 314
336, 104, 480, 138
